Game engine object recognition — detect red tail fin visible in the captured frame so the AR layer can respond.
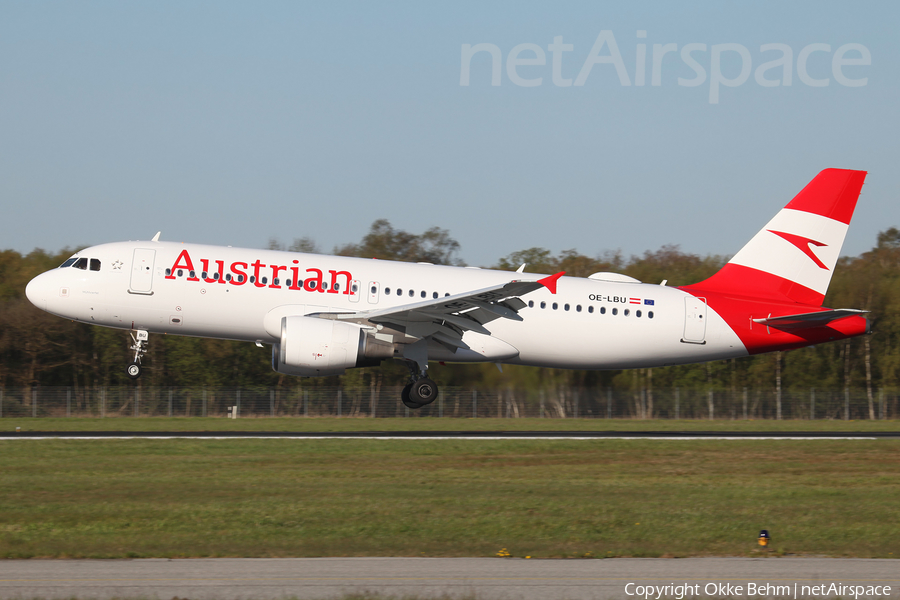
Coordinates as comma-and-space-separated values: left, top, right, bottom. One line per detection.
685, 169, 866, 305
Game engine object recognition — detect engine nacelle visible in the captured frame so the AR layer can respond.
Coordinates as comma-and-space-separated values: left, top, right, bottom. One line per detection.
272, 315, 393, 377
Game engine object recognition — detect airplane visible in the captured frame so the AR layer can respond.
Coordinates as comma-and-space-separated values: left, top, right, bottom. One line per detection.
25, 168, 869, 408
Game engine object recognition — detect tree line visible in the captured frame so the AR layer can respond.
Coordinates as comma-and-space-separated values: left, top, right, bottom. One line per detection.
2, 219, 900, 411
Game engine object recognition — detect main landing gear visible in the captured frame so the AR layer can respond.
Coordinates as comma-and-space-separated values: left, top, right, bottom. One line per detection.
126, 330, 149, 379
401, 360, 439, 409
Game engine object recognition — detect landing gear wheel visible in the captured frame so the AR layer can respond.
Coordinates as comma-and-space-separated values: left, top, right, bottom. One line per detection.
409, 378, 438, 406
126, 362, 142, 379
401, 383, 423, 409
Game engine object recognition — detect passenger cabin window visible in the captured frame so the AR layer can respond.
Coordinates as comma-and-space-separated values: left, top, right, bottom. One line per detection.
73, 258, 88, 270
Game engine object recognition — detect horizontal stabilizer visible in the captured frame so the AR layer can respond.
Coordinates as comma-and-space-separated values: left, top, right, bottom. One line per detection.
752, 309, 868, 331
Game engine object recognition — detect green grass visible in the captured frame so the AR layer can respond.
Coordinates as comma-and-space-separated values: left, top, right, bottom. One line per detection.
1, 438, 898, 559
5, 416, 900, 432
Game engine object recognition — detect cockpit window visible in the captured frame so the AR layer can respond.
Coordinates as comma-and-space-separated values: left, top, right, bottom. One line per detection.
89, 259, 101, 271
59, 258, 77, 268
73, 258, 88, 270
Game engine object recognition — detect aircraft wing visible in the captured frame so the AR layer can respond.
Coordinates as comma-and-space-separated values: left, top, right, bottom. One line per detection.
752, 309, 868, 331
310, 272, 564, 350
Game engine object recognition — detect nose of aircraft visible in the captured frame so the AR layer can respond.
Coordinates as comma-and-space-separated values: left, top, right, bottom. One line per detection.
25, 272, 50, 311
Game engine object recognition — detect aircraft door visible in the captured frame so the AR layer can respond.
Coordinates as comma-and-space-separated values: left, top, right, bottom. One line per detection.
367, 281, 380, 304
682, 296, 707, 344
130, 249, 156, 294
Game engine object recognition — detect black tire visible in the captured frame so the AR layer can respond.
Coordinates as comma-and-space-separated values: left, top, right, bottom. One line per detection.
401, 383, 423, 409
126, 362, 142, 379
409, 378, 438, 406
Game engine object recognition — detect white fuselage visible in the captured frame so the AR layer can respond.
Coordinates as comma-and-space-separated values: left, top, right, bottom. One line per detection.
25, 240, 749, 370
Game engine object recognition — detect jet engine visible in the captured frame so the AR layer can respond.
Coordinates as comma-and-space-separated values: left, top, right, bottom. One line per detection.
272, 315, 394, 377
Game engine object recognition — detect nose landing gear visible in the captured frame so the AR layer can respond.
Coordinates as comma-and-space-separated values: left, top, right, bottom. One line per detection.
126, 330, 149, 379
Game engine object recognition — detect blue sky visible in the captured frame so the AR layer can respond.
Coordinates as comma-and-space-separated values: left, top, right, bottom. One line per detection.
1, 1, 897, 267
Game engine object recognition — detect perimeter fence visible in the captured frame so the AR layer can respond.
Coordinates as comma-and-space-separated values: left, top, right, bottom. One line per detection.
1, 386, 897, 419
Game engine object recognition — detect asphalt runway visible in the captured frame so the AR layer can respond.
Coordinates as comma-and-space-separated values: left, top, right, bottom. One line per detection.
1, 557, 898, 600
2, 430, 899, 439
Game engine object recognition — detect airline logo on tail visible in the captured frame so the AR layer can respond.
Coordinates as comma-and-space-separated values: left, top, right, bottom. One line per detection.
766, 230, 829, 270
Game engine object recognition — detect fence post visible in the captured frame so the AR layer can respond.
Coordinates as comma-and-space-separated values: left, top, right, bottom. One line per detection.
67, 387, 71, 418
32, 388, 37, 418
168, 388, 173, 417
337, 390, 342, 417
134, 388, 139, 417
236, 389, 241, 418
844, 388, 850, 420
540, 389, 545, 418
0, 389, 3, 418
607, 388, 612, 419
438, 390, 443, 418
270, 389, 275, 417
573, 390, 579, 419
879, 388, 884, 420
810, 388, 815, 420
674, 387, 680, 420
371, 387, 376, 418
472, 390, 477, 418
742, 387, 748, 420
101, 387, 105, 418
708, 390, 714, 420
640, 389, 646, 419
304, 390, 308, 417
203, 388, 208, 418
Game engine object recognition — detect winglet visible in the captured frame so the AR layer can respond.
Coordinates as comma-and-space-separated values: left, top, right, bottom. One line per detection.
537, 271, 565, 294
152, 232, 161, 242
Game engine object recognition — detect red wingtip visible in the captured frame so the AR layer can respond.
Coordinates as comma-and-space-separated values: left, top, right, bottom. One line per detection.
537, 271, 565, 294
